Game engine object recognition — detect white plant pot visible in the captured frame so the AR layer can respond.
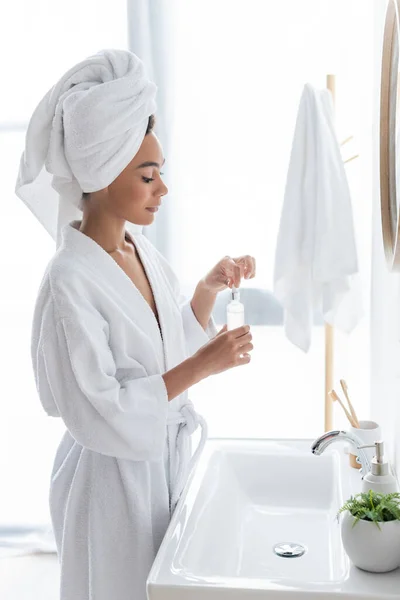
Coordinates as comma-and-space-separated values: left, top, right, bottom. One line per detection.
341, 512, 400, 573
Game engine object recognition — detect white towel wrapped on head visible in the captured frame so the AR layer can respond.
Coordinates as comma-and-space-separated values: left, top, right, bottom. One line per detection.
273, 83, 362, 352
15, 49, 157, 244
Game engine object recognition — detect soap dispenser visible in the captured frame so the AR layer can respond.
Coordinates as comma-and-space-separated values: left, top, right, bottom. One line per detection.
361, 441, 399, 494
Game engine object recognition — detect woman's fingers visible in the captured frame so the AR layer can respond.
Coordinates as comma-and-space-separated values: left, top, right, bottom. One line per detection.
250, 256, 256, 278
231, 255, 256, 281
217, 324, 228, 336
239, 342, 253, 354
237, 332, 252, 345
244, 256, 256, 279
237, 352, 251, 365
221, 255, 256, 288
230, 325, 250, 338
233, 264, 241, 287
224, 259, 242, 288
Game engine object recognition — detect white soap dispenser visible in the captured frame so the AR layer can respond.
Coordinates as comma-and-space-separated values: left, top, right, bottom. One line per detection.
227, 286, 245, 330
361, 441, 399, 494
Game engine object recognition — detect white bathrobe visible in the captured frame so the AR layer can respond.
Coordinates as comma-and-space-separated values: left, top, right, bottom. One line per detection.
32, 221, 216, 600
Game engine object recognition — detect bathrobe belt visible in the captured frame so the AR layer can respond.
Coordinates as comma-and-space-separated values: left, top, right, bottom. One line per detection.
167, 402, 208, 510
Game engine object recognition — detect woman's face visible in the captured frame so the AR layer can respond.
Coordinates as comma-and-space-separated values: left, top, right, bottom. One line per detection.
104, 132, 168, 225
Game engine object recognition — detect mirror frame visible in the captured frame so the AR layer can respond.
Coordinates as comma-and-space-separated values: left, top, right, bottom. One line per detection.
380, 0, 400, 270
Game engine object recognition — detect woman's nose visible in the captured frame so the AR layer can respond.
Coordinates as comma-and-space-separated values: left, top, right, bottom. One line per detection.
160, 180, 168, 196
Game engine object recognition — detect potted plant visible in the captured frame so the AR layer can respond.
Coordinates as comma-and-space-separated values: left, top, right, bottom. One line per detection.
338, 491, 400, 573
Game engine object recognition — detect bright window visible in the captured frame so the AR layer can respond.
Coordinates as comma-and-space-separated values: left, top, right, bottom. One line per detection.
0, 0, 128, 525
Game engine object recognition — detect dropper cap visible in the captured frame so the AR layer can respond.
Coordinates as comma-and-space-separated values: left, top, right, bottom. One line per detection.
231, 285, 240, 301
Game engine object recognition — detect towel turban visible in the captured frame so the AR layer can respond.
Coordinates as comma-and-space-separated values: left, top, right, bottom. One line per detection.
15, 48, 157, 244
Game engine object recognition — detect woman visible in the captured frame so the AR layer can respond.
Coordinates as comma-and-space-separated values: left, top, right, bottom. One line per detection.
15, 49, 255, 600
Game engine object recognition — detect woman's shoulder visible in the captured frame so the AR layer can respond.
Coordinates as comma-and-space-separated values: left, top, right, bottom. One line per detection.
40, 248, 88, 291
35, 248, 97, 318
32, 251, 105, 348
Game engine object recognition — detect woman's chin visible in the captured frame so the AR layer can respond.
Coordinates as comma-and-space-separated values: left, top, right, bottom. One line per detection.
143, 211, 156, 225
126, 211, 155, 226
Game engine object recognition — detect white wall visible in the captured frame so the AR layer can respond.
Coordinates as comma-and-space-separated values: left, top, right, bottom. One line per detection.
171, 0, 375, 441
371, 0, 400, 476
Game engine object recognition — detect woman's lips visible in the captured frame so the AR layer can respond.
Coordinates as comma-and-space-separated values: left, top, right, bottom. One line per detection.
146, 207, 159, 213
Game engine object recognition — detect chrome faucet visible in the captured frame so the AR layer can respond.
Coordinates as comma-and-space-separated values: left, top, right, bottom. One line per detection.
311, 430, 371, 476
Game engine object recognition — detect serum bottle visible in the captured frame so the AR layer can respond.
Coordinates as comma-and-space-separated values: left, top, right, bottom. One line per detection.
227, 286, 245, 330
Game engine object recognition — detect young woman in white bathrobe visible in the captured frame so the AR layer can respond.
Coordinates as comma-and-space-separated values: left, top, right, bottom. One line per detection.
32, 112, 255, 600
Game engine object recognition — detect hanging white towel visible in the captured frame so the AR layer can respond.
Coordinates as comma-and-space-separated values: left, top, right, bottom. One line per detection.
273, 83, 362, 352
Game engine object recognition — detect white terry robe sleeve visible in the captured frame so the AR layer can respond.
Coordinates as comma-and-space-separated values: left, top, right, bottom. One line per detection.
37, 308, 169, 462
152, 247, 218, 355
180, 299, 218, 356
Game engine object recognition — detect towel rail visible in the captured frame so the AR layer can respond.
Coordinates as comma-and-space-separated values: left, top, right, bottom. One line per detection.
324, 74, 359, 431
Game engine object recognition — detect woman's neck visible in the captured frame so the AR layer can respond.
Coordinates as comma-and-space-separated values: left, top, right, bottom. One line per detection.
79, 212, 129, 254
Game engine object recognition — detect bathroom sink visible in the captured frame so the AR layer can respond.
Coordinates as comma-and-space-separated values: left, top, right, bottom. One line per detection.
147, 438, 400, 600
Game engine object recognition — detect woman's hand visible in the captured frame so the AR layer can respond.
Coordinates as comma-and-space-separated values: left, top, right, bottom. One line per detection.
201, 255, 256, 292
162, 325, 253, 401
192, 324, 253, 379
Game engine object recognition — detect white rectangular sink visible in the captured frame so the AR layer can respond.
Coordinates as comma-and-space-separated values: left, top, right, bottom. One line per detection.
147, 438, 400, 600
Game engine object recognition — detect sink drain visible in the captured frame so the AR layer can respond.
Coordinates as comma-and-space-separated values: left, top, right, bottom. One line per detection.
273, 542, 306, 558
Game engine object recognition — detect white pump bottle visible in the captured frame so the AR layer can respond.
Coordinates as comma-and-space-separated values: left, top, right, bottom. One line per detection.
361, 441, 399, 494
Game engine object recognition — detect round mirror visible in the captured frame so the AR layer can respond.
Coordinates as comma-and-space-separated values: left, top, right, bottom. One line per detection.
380, 0, 400, 270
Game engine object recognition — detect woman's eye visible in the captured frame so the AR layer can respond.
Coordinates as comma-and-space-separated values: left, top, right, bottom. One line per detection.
142, 172, 164, 183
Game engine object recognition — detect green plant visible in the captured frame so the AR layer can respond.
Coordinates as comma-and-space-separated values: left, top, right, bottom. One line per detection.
338, 491, 400, 529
